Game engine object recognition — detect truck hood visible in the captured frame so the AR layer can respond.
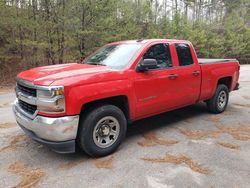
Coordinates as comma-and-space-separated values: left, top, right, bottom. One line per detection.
17, 63, 113, 86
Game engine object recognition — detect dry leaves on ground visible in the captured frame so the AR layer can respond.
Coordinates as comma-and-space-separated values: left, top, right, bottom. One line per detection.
0, 102, 11, 108
8, 162, 45, 188
205, 111, 235, 123
179, 123, 250, 141
0, 135, 27, 152
141, 153, 209, 174
205, 115, 221, 123
0, 123, 16, 129
137, 131, 179, 147
0, 86, 14, 93
243, 96, 250, 100
59, 159, 84, 170
215, 124, 250, 141
178, 128, 221, 140
232, 103, 250, 108
94, 156, 114, 169
217, 142, 240, 150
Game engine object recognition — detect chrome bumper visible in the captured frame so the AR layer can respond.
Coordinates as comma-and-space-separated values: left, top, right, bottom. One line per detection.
13, 101, 79, 142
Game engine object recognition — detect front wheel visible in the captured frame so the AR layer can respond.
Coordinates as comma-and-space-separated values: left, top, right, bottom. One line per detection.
77, 105, 127, 157
206, 84, 229, 114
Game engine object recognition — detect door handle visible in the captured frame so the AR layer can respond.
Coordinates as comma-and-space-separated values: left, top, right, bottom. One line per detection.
192, 71, 200, 76
168, 74, 178, 80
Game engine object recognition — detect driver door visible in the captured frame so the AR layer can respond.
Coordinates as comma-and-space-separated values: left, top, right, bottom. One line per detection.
134, 43, 180, 118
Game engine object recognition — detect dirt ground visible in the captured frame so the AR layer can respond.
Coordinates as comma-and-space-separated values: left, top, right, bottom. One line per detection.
0, 65, 250, 188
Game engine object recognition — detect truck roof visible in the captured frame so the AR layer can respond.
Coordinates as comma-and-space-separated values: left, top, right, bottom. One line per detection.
110, 39, 191, 45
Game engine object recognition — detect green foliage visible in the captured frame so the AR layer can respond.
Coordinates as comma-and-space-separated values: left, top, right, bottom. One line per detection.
0, 0, 250, 67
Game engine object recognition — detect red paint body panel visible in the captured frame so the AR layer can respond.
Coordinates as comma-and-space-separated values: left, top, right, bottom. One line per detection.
16, 39, 240, 121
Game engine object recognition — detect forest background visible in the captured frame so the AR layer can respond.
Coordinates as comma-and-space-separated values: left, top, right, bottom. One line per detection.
0, 0, 249, 85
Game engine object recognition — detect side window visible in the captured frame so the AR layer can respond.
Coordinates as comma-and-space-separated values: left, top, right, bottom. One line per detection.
175, 43, 193, 66
143, 43, 172, 69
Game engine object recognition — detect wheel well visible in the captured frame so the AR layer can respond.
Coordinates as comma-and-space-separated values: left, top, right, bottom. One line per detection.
218, 77, 232, 90
80, 96, 130, 121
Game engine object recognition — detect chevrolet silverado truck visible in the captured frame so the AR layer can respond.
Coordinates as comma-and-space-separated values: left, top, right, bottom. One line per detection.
13, 39, 240, 157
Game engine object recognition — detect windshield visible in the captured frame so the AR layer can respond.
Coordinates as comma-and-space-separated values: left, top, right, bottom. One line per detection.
82, 44, 142, 69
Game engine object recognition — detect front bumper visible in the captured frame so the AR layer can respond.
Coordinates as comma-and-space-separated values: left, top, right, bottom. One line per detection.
13, 101, 79, 153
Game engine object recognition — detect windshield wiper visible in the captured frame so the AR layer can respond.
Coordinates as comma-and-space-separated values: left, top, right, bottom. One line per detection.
87, 62, 106, 66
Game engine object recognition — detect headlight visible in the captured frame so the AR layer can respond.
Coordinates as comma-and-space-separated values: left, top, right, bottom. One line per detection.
37, 86, 64, 98
37, 86, 65, 113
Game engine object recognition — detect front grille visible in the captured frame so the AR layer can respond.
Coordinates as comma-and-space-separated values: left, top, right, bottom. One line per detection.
18, 99, 37, 115
17, 83, 36, 97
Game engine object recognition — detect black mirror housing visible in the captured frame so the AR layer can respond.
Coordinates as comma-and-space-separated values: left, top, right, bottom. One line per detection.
136, 59, 157, 72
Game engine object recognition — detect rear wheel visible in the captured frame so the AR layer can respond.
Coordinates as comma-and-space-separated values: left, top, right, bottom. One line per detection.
77, 105, 127, 157
206, 84, 229, 113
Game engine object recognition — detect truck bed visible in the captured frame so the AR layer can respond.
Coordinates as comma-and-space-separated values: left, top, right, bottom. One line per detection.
198, 58, 238, 64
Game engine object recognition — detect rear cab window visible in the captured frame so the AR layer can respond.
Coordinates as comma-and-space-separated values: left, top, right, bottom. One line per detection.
175, 43, 193, 66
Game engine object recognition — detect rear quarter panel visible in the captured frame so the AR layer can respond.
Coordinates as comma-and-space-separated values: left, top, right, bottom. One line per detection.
200, 61, 240, 101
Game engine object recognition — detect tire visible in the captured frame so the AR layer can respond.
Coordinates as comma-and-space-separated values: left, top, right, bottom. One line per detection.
77, 104, 127, 157
206, 84, 229, 114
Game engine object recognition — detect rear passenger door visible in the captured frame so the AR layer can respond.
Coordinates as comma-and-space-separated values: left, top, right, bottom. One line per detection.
173, 43, 201, 105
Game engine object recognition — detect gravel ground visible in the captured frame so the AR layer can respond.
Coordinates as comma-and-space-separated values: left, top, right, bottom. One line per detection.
0, 65, 250, 188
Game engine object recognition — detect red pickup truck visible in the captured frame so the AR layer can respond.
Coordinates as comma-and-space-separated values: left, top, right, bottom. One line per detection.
13, 39, 240, 157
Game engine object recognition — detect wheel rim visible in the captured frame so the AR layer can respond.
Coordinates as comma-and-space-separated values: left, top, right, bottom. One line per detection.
217, 90, 227, 109
93, 116, 120, 148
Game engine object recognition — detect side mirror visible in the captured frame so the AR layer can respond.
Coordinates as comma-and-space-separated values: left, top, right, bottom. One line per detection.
136, 59, 157, 72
